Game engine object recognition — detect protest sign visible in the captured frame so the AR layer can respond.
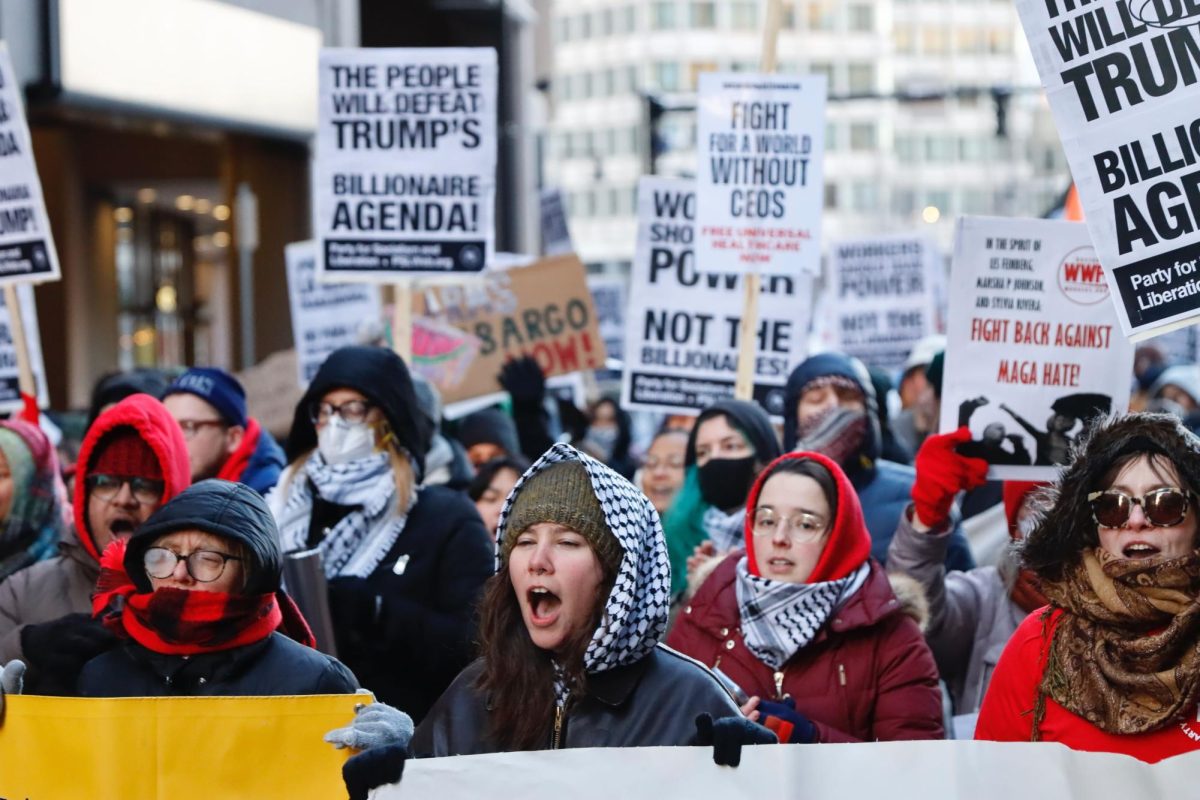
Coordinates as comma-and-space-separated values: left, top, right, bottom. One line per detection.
410, 254, 606, 405
695, 72, 825, 277
540, 187, 574, 256
285, 240, 382, 387
314, 48, 496, 280
0, 693, 359, 798
1014, 0, 1200, 339
0, 43, 59, 285
622, 177, 811, 419
0, 282, 47, 411
829, 234, 941, 373
586, 274, 626, 368
940, 216, 1133, 480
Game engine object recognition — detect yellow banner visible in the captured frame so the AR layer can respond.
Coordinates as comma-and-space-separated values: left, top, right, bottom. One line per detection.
0, 693, 361, 799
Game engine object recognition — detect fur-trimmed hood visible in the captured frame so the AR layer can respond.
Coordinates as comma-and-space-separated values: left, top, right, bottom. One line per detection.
1020, 412, 1200, 580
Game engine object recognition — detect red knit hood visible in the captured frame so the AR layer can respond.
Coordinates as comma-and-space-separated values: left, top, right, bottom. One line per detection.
1003, 481, 1045, 540
74, 394, 191, 562
743, 451, 871, 582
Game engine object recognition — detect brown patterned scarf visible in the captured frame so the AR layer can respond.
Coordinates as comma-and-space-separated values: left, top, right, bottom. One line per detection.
1037, 547, 1200, 735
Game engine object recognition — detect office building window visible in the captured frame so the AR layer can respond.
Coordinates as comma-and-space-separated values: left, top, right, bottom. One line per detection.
653, 61, 682, 91
847, 63, 875, 93
849, 122, 876, 150
848, 4, 873, 31
732, 1, 758, 29
651, 1, 676, 29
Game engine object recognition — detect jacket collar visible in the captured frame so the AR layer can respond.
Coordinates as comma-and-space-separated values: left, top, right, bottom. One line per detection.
587, 648, 655, 707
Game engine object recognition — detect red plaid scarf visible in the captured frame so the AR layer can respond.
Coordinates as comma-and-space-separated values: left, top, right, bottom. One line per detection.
93, 539, 316, 655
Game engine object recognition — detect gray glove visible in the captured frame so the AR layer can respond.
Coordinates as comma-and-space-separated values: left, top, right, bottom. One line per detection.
0, 659, 26, 720
324, 701, 415, 752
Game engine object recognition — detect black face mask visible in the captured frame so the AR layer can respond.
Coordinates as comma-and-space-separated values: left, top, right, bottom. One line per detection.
698, 456, 758, 511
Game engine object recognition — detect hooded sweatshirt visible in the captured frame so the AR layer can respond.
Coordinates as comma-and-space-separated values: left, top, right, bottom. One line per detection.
783, 352, 974, 572
0, 394, 191, 662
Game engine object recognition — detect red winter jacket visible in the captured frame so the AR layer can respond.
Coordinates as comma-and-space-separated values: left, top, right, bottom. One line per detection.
975, 608, 1200, 762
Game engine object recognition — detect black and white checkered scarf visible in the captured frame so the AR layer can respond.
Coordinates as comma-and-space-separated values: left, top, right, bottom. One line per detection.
734, 555, 869, 670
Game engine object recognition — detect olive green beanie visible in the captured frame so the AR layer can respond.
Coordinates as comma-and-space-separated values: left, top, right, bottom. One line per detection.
501, 460, 624, 574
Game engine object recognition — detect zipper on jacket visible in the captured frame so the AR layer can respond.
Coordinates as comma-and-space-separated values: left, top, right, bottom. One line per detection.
838, 663, 847, 687
773, 671, 785, 700
552, 704, 564, 749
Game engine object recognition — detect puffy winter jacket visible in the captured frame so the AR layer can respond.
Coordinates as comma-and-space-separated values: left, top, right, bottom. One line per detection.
217, 417, 286, 495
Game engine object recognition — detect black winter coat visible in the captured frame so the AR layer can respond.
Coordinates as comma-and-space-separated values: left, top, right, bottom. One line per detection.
410, 645, 740, 756
327, 485, 493, 722
77, 633, 358, 696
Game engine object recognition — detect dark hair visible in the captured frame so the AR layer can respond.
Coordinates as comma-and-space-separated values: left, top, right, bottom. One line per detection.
757, 456, 838, 522
475, 549, 618, 751
467, 456, 531, 502
1021, 413, 1200, 580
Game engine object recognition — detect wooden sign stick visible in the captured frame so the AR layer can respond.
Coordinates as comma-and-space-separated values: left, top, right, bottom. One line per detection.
392, 281, 413, 365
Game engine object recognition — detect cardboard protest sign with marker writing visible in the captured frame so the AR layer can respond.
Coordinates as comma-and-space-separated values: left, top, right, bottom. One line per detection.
941, 216, 1133, 480
285, 240, 382, 387
829, 235, 941, 373
622, 176, 811, 419
410, 254, 606, 405
695, 73, 825, 277
0, 43, 59, 285
314, 48, 496, 281
1014, 0, 1200, 339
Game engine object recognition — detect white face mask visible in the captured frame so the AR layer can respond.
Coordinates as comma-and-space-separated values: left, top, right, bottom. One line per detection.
317, 417, 376, 465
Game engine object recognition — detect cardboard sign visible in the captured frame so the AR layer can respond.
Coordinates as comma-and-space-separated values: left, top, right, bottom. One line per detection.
314, 48, 497, 280
285, 240, 382, 387
0, 693, 360, 799
941, 216, 1134, 480
0, 43, 60, 285
829, 235, 941, 373
1014, 0, 1200, 338
0, 283, 47, 410
695, 72, 826, 276
622, 177, 811, 419
411, 254, 606, 405
540, 187, 574, 257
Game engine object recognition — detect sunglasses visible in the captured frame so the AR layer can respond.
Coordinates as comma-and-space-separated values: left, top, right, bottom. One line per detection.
1087, 488, 1192, 529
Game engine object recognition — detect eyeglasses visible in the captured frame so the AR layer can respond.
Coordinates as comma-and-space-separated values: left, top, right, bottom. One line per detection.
86, 474, 164, 506
1087, 488, 1192, 529
143, 547, 242, 582
309, 399, 373, 425
175, 419, 226, 440
751, 508, 829, 543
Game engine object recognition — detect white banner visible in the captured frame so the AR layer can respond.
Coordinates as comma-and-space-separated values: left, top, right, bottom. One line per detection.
0, 283, 47, 411
622, 177, 811, 419
314, 48, 497, 281
829, 234, 941, 373
1014, 0, 1200, 339
695, 72, 826, 276
940, 216, 1133, 480
285, 240, 382, 387
384, 741, 1200, 799
0, 43, 60, 286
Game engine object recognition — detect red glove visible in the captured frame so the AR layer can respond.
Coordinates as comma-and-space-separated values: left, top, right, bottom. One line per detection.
911, 427, 990, 528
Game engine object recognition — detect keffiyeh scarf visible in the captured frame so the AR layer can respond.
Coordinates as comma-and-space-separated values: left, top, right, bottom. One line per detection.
703, 505, 747, 553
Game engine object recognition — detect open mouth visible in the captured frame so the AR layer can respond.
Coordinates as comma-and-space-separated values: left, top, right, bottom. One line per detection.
108, 519, 136, 538
765, 557, 795, 571
527, 586, 562, 625
1123, 542, 1161, 559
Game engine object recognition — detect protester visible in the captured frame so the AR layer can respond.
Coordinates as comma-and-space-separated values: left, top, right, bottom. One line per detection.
79, 480, 358, 696
638, 427, 688, 516
329, 444, 766, 797
661, 400, 781, 597
0, 420, 69, 583
162, 367, 286, 494
0, 395, 190, 691
578, 397, 636, 479
1147, 365, 1200, 435
893, 335, 945, 456
888, 428, 1048, 726
783, 351, 974, 571
467, 455, 529, 540
456, 407, 523, 467
86, 368, 173, 428
868, 366, 913, 465
269, 346, 493, 721
410, 373, 473, 490
668, 451, 945, 743
975, 413, 1200, 761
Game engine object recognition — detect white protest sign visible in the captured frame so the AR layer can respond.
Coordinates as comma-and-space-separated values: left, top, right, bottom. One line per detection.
540, 187, 574, 257
1014, 0, 1200, 339
695, 72, 825, 277
285, 240, 382, 387
389, 741, 1200, 800
0, 284, 46, 411
622, 176, 810, 419
941, 216, 1133, 480
829, 234, 941, 373
314, 48, 496, 281
586, 274, 626, 368
0, 43, 59, 286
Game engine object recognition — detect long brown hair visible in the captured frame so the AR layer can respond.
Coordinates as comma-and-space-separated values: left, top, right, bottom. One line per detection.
475, 555, 617, 750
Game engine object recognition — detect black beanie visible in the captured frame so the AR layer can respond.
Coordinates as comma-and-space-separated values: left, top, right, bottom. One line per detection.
686, 400, 781, 467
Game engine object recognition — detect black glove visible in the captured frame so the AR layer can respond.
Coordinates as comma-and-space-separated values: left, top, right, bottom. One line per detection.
20, 613, 118, 692
694, 713, 777, 767
343, 743, 407, 800
497, 357, 545, 406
